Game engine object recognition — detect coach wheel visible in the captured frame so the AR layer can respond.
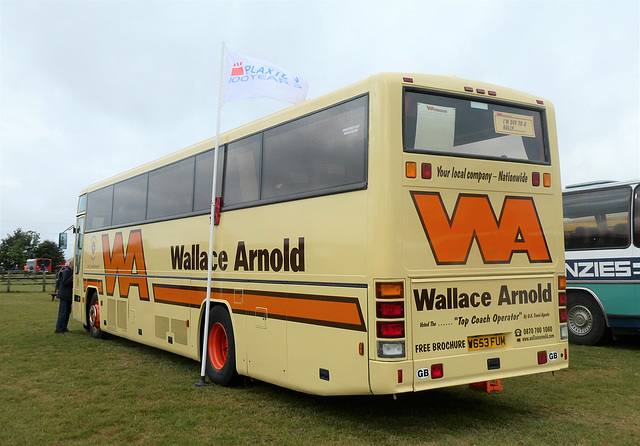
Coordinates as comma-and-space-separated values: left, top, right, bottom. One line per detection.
88, 294, 104, 339
205, 306, 238, 386
567, 293, 607, 345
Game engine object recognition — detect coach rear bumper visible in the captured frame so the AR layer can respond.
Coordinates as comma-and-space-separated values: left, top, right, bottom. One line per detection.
369, 341, 568, 395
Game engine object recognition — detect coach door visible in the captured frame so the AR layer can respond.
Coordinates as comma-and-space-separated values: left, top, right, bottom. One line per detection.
72, 216, 85, 320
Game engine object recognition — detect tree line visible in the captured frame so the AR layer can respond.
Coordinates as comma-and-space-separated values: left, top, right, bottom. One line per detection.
0, 229, 66, 271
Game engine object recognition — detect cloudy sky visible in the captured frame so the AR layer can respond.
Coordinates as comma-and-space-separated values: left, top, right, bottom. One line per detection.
1, 0, 639, 258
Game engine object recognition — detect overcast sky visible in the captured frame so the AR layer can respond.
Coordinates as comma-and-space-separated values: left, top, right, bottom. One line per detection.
1, 0, 639, 259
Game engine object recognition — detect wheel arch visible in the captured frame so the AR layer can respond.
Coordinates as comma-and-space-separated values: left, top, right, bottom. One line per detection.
84, 287, 100, 325
197, 299, 234, 362
566, 286, 610, 328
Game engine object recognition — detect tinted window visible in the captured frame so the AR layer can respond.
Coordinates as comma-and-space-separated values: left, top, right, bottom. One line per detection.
262, 96, 367, 200
404, 90, 548, 163
86, 186, 113, 231
223, 135, 261, 206
634, 186, 640, 248
83, 96, 369, 229
194, 149, 223, 212
112, 174, 148, 226
147, 158, 195, 219
563, 186, 632, 250
77, 194, 87, 214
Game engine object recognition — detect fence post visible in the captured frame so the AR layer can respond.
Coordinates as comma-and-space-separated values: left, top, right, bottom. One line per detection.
42, 270, 47, 292
7, 270, 10, 292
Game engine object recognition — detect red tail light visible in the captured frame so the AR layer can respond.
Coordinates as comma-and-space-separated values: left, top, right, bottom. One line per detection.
559, 292, 567, 306
421, 163, 432, 179
377, 301, 404, 318
538, 351, 547, 364
559, 308, 567, 323
532, 172, 540, 186
377, 321, 404, 338
431, 364, 444, 379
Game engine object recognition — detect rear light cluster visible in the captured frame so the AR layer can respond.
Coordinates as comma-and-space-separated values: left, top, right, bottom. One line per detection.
531, 172, 552, 188
558, 275, 568, 340
537, 275, 569, 365
375, 281, 406, 359
405, 162, 551, 187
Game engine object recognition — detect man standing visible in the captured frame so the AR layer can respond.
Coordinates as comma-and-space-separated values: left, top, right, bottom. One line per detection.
54, 260, 74, 333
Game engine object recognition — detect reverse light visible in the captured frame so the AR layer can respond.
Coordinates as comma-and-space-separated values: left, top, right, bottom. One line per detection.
377, 341, 405, 358
560, 325, 569, 340
377, 321, 405, 338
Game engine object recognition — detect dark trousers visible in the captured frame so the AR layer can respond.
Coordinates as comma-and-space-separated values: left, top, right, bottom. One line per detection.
55, 299, 72, 332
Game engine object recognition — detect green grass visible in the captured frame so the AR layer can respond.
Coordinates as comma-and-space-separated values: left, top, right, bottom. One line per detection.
1, 291, 639, 445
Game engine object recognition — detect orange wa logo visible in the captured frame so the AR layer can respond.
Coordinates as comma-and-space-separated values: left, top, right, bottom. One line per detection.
102, 230, 149, 299
411, 192, 551, 265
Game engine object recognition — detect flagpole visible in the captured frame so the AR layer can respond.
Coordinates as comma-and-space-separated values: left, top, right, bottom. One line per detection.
196, 41, 226, 387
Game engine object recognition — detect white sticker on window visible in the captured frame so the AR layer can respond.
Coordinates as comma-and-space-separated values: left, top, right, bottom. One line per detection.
415, 103, 456, 151
470, 101, 488, 110
494, 112, 535, 137
342, 124, 360, 136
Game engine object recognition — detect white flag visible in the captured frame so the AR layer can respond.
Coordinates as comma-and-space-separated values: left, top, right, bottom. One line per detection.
223, 50, 309, 104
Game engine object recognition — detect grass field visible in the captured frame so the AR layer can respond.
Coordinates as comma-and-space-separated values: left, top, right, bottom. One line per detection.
1, 290, 639, 445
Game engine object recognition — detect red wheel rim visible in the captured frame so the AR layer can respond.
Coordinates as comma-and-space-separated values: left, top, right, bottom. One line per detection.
89, 301, 100, 330
207, 322, 228, 370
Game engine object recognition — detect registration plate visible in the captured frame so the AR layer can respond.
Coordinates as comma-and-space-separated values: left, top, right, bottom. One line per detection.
467, 333, 506, 351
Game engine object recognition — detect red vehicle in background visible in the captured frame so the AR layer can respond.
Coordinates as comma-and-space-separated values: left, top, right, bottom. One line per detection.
25, 258, 52, 272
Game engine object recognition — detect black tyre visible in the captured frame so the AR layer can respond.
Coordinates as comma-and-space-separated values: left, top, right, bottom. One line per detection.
567, 293, 608, 345
88, 293, 105, 339
205, 306, 239, 386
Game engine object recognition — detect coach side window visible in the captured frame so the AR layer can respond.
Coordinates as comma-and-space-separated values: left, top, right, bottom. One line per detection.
634, 186, 640, 248
262, 96, 368, 201
147, 157, 195, 219
112, 174, 148, 226
223, 135, 261, 207
86, 186, 113, 231
563, 186, 631, 250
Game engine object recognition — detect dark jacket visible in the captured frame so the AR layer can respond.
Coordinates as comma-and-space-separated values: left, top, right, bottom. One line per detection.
57, 266, 74, 301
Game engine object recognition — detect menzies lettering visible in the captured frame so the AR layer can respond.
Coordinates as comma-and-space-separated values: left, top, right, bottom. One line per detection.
102, 230, 149, 299
411, 192, 551, 264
